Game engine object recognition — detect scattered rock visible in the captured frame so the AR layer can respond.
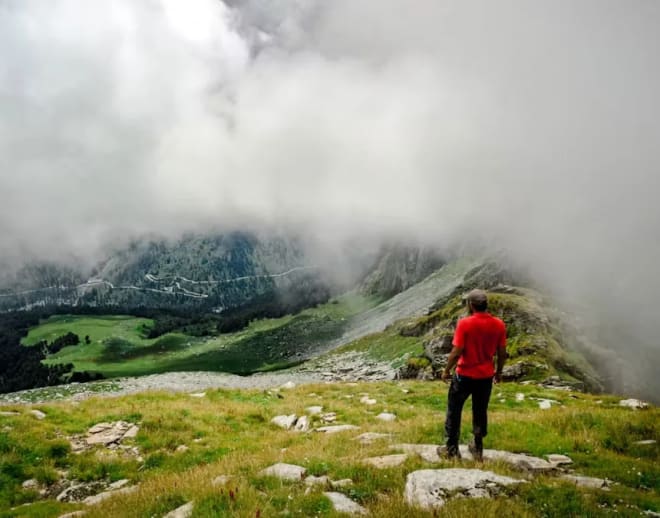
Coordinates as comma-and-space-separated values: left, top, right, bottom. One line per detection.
163, 501, 194, 518
635, 439, 657, 445
29, 409, 46, 420
123, 425, 139, 439
57, 512, 87, 518
363, 454, 408, 469
537, 399, 555, 410
175, 445, 189, 453
619, 399, 649, 410
22, 479, 39, 490
560, 474, 610, 489
280, 381, 296, 390
271, 414, 297, 430
404, 468, 523, 509
259, 463, 307, 481
83, 486, 137, 505
212, 475, 231, 486
376, 412, 396, 422
515, 393, 525, 401
330, 479, 353, 489
85, 421, 136, 446
189, 392, 206, 398
360, 396, 377, 406
305, 475, 330, 487
355, 432, 392, 444
321, 412, 337, 423
323, 492, 367, 515
56, 482, 106, 503
305, 406, 323, 415
316, 425, 360, 434
107, 479, 130, 491
294, 415, 310, 432
546, 454, 573, 467
391, 444, 440, 463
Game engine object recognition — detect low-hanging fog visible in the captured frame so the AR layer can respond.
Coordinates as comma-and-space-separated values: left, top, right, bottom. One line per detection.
1, 0, 659, 397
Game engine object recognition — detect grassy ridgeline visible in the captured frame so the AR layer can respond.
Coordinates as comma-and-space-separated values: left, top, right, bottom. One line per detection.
0, 381, 657, 517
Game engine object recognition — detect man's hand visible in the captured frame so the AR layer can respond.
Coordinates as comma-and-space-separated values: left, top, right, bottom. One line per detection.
441, 369, 452, 383
493, 373, 502, 384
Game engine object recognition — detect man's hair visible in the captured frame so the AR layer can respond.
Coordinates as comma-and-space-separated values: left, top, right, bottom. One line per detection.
467, 289, 488, 312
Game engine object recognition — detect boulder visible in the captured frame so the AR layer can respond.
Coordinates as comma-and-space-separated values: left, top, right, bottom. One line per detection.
271, 414, 297, 430
56, 482, 106, 502
305, 406, 323, 415
619, 399, 649, 410
360, 396, 377, 406
305, 475, 330, 487
321, 412, 337, 423
546, 454, 573, 467
259, 463, 307, 481
22, 479, 39, 490
376, 412, 397, 422
294, 415, 310, 432
363, 454, 408, 469
86, 421, 134, 446
123, 425, 140, 439
560, 474, 610, 489
404, 468, 523, 510
29, 410, 46, 420
323, 492, 367, 515
163, 502, 194, 518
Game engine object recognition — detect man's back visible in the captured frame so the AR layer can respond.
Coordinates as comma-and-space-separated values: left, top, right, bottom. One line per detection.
453, 312, 506, 379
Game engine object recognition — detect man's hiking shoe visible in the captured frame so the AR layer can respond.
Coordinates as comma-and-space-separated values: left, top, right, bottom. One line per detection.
437, 445, 461, 460
468, 440, 483, 462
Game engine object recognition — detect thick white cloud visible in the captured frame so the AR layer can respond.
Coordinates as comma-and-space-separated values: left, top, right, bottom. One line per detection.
1, 0, 659, 392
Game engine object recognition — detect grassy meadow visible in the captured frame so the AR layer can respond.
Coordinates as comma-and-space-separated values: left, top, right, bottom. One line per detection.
19, 294, 380, 378
0, 380, 657, 517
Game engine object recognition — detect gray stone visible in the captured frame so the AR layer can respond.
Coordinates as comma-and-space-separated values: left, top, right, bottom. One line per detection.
331, 479, 353, 489
22, 479, 39, 490
29, 410, 46, 420
57, 512, 87, 518
316, 424, 360, 434
619, 399, 649, 409
163, 502, 194, 518
391, 444, 441, 463
189, 392, 206, 398
546, 454, 573, 466
56, 483, 106, 502
175, 445, 189, 453
635, 439, 657, 445
404, 468, 523, 510
107, 479, 130, 491
305, 475, 330, 487
271, 414, 297, 430
323, 492, 367, 515
305, 406, 323, 415
280, 381, 296, 390
560, 474, 610, 489
321, 412, 337, 423
458, 446, 556, 472
86, 421, 133, 446
83, 486, 137, 505
376, 412, 397, 422
123, 425, 140, 439
212, 475, 231, 486
294, 415, 310, 432
360, 396, 377, 405
363, 454, 408, 469
355, 432, 392, 444
259, 463, 307, 481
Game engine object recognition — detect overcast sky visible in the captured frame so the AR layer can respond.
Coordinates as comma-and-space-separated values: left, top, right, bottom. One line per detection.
1, 1, 659, 391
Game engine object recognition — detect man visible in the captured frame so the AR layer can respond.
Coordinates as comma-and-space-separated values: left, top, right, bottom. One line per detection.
441, 289, 507, 461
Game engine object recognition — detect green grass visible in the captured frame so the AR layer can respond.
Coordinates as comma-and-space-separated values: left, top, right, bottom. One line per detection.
0, 381, 657, 517
19, 294, 381, 379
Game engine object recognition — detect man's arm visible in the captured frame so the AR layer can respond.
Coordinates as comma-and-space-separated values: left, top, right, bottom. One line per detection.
442, 346, 462, 381
494, 346, 507, 383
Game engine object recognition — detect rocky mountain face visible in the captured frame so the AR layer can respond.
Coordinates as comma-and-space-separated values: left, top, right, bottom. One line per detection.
0, 232, 325, 312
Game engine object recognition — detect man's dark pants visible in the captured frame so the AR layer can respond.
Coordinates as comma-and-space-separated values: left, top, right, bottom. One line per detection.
445, 373, 494, 454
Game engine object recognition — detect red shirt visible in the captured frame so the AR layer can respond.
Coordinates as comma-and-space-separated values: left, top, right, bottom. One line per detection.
453, 312, 506, 379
